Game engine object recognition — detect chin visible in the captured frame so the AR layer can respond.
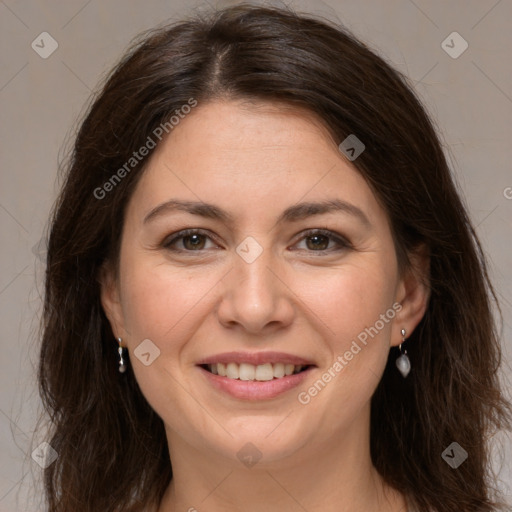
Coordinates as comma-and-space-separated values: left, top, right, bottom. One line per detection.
197, 417, 315, 467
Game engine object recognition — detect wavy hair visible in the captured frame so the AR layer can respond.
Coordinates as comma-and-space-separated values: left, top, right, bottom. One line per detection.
38, 4, 512, 511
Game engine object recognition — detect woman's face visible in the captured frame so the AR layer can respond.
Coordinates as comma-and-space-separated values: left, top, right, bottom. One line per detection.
102, 99, 426, 467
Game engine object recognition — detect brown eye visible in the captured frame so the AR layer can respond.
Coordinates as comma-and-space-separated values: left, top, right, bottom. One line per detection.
181, 233, 207, 250
305, 233, 330, 251
163, 229, 217, 252
294, 229, 351, 253
163, 228, 350, 255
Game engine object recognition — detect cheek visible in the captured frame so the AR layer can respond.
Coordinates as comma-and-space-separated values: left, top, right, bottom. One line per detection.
297, 263, 398, 422
117, 260, 217, 430
299, 263, 397, 403
120, 262, 214, 344
304, 260, 397, 344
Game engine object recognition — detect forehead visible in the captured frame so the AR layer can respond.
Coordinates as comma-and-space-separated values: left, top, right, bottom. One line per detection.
125, 99, 387, 231
175, 99, 339, 162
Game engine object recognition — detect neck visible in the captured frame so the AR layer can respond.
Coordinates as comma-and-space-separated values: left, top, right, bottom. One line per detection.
157, 406, 406, 512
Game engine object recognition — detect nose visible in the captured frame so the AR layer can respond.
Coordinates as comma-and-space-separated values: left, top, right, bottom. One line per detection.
216, 241, 295, 335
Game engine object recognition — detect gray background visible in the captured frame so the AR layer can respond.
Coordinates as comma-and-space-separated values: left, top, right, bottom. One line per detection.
0, 0, 511, 510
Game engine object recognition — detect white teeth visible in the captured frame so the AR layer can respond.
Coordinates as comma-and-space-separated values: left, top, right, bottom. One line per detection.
206, 362, 308, 380
273, 362, 285, 378
217, 362, 226, 377
255, 363, 274, 381
226, 362, 239, 379
239, 363, 255, 381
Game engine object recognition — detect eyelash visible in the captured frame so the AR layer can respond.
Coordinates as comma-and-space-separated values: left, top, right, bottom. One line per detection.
162, 228, 352, 255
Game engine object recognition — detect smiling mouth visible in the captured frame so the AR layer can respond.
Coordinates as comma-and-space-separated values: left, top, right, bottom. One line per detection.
200, 362, 312, 381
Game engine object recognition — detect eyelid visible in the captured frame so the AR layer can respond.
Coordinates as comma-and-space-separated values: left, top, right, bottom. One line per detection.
292, 228, 352, 251
162, 228, 220, 250
162, 228, 352, 253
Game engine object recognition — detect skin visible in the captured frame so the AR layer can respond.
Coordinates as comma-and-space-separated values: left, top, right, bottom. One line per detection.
101, 99, 430, 512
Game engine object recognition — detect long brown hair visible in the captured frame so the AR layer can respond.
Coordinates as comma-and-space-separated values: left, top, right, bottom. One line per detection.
38, 4, 512, 511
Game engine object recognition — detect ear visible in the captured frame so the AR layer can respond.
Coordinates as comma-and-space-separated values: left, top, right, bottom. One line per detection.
98, 261, 127, 340
391, 243, 431, 346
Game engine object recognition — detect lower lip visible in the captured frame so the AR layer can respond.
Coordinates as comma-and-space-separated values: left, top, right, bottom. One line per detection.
198, 366, 315, 400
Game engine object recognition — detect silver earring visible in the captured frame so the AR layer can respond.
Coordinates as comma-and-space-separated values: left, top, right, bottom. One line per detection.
395, 328, 411, 378
117, 337, 127, 373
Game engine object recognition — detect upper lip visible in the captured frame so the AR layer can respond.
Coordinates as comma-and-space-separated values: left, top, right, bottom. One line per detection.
196, 351, 316, 366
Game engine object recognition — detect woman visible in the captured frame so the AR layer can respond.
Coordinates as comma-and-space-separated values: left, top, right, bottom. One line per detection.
37, 4, 512, 511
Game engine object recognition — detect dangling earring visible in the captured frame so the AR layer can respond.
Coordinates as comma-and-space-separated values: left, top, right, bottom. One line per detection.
395, 328, 411, 378
117, 337, 127, 373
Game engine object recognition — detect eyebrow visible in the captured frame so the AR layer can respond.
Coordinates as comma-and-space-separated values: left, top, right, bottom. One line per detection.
143, 198, 372, 228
